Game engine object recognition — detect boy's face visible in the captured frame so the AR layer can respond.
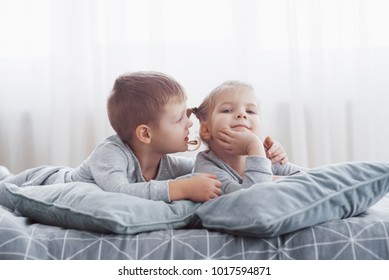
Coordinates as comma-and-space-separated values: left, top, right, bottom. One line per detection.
204, 87, 262, 142
150, 100, 193, 154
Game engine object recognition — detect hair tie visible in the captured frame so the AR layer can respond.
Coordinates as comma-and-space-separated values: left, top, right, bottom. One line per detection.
191, 107, 199, 119
187, 107, 199, 118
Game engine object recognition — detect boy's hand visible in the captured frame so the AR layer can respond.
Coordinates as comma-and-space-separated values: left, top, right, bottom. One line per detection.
169, 173, 222, 202
186, 173, 222, 202
264, 136, 288, 165
216, 129, 266, 156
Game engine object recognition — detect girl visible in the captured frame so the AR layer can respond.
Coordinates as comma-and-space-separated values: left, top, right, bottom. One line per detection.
192, 81, 304, 195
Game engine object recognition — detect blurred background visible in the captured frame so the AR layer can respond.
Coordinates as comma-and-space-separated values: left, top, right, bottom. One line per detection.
1, 0, 389, 173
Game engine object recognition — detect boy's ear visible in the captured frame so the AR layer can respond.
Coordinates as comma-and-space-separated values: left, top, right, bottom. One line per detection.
135, 124, 152, 144
200, 122, 211, 140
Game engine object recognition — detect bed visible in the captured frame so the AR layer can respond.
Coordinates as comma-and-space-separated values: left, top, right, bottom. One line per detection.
1, 161, 389, 260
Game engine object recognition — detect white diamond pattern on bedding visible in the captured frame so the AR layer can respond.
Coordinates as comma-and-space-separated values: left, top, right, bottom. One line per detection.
1, 195, 389, 260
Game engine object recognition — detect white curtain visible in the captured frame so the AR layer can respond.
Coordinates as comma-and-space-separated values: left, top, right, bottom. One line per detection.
1, 0, 389, 173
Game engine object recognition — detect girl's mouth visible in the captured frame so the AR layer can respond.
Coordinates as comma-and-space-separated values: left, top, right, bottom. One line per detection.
232, 124, 250, 130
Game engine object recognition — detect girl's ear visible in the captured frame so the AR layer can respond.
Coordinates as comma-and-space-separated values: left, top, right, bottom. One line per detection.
200, 122, 211, 140
135, 124, 152, 144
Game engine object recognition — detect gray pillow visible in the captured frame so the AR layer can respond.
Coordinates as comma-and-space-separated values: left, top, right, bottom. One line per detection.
4, 182, 201, 234
4, 161, 389, 237
196, 161, 389, 237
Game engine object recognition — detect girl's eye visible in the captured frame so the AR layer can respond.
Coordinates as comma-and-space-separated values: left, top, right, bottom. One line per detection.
247, 110, 256, 114
221, 108, 232, 113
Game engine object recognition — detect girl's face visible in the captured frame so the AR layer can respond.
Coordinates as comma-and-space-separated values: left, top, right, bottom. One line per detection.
201, 87, 262, 146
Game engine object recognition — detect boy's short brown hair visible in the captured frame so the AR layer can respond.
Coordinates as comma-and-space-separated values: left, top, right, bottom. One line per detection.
107, 71, 186, 144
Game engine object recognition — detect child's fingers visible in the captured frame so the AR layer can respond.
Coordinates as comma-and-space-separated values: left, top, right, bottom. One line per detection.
217, 131, 233, 143
219, 129, 243, 140
201, 173, 217, 179
220, 128, 235, 135
211, 192, 220, 199
280, 156, 288, 165
264, 138, 288, 165
270, 153, 286, 164
208, 182, 222, 199
266, 141, 280, 155
199, 173, 222, 187
263, 136, 274, 149
217, 129, 238, 141
213, 186, 222, 196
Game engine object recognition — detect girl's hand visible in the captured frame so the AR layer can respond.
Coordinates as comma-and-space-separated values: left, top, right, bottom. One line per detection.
216, 129, 265, 156
264, 136, 288, 165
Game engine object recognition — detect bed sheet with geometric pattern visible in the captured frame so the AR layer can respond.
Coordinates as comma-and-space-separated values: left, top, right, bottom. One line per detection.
1, 194, 389, 260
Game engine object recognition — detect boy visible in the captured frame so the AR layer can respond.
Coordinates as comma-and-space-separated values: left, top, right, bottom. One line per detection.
68, 71, 222, 202
1, 71, 222, 203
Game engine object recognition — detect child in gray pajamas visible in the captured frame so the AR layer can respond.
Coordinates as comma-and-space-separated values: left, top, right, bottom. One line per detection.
192, 81, 304, 195
2, 71, 222, 203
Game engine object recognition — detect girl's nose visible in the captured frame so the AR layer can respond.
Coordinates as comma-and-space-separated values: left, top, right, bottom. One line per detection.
236, 112, 247, 119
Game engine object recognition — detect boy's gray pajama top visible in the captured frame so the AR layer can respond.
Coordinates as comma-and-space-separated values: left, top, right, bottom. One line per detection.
70, 134, 194, 202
